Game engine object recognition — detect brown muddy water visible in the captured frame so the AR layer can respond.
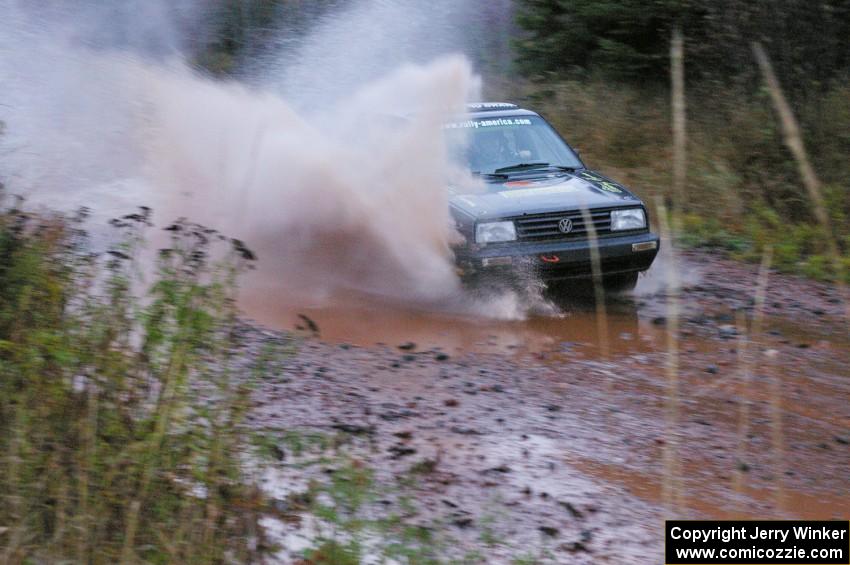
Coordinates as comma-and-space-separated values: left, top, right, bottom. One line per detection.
240, 287, 659, 359
237, 257, 690, 360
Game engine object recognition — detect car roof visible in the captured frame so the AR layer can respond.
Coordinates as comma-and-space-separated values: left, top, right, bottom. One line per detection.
373, 103, 539, 123
464, 102, 538, 119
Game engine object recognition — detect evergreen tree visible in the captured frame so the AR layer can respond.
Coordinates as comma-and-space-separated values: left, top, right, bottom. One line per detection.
515, 0, 850, 94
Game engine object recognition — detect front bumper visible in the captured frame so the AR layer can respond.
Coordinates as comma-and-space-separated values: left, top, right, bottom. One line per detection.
457, 231, 660, 281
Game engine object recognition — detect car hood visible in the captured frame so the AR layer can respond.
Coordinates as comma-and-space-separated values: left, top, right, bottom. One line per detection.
449, 169, 643, 220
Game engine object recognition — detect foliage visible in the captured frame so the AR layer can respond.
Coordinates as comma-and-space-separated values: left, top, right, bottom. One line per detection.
0, 198, 266, 563
515, 0, 697, 79
282, 456, 447, 564
195, 0, 342, 74
515, 0, 850, 94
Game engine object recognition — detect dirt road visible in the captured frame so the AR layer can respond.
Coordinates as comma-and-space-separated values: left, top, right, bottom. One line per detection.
243, 250, 850, 563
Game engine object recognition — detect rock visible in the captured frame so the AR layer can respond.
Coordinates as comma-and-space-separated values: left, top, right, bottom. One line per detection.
484, 464, 511, 474
718, 325, 737, 338
834, 435, 849, 445
331, 423, 375, 435
398, 342, 416, 351
296, 314, 320, 335
434, 352, 450, 361
539, 526, 559, 537
271, 497, 290, 513
379, 409, 416, 421
444, 398, 459, 407
651, 316, 666, 326
561, 541, 589, 553
558, 501, 583, 519
402, 354, 417, 362
450, 426, 483, 435
705, 364, 719, 374
388, 444, 417, 459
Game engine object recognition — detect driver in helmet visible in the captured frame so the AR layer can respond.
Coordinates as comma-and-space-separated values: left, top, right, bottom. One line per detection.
471, 129, 510, 172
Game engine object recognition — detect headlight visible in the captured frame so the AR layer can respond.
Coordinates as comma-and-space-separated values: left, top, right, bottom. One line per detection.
475, 221, 517, 243
610, 208, 646, 231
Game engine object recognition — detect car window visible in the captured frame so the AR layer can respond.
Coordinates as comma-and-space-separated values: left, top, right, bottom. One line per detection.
443, 115, 582, 174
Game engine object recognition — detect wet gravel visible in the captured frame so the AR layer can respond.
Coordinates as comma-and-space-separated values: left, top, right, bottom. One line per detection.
239, 250, 850, 563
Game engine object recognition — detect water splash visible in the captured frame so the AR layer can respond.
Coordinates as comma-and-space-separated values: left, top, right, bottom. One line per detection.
141, 57, 475, 304
0, 0, 551, 319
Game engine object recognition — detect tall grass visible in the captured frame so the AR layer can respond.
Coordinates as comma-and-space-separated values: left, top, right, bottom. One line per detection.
732, 247, 773, 512
656, 200, 682, 516
670, 26, 687, 227
580, 206, 610, 358
0, 197, 266, 563
752, 42, 850, 327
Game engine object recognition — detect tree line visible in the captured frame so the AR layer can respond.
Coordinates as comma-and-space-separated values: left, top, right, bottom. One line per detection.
514, 0, 850, 99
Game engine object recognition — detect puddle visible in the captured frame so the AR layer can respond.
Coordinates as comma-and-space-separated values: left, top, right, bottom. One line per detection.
239, 284, 667, 358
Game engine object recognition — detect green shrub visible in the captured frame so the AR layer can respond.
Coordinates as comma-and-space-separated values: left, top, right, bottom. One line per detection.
0, 200, 267, 563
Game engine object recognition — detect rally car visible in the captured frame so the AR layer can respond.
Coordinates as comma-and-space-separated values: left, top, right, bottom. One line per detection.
446, 102, 659, 292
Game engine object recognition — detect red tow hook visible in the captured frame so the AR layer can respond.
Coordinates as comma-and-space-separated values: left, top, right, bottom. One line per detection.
540, 255, 560, 263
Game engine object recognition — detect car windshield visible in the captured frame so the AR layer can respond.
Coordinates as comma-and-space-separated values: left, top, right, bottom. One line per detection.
443, 115, 583, 175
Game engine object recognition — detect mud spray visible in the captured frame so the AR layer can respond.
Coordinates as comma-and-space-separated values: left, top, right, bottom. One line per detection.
0, 0, 548, 320
143, 57, 477, 303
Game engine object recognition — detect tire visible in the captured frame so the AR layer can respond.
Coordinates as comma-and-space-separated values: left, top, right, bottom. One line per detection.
603, 272, 639, 293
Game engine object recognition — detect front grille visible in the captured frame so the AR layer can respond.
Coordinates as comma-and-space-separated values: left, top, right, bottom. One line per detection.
513, 208, 614, 242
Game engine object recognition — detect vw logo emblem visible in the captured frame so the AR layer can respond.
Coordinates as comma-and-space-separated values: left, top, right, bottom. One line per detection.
558, 218, 573, 233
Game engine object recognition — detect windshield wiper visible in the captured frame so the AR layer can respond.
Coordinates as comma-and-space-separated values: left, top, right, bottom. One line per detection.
493, 162, 579, 174
494, 162, 549, 173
